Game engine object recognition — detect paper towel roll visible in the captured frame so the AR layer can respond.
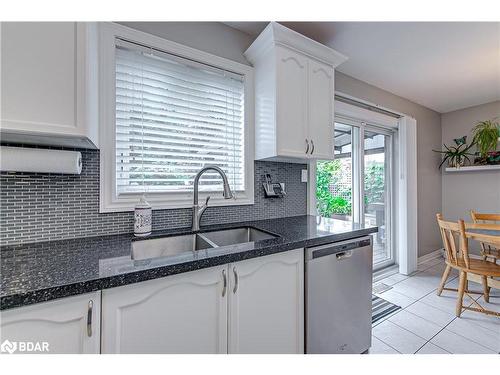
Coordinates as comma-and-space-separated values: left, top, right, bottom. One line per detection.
0, 146, 82, 174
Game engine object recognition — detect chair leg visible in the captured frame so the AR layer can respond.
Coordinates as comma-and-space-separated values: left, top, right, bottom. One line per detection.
456, 271, 467, 317
437, 264, 452, 296
481, 276, 490, 303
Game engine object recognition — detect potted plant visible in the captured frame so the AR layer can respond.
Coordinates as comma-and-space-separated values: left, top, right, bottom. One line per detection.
433, 136, 475, 169
472, 119, 500, 164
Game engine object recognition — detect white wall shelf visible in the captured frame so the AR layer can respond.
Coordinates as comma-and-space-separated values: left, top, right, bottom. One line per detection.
445, 164, 500, 172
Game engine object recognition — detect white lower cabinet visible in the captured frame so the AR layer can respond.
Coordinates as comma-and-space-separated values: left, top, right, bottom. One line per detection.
0, 292, 100, 354
228, 248, 304, 354
1, 250, 304, 354
101, 249, 304, 354
101, 265, 228, 354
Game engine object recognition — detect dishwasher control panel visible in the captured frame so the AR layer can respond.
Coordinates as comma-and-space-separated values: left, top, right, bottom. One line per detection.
310, 237, 371, 259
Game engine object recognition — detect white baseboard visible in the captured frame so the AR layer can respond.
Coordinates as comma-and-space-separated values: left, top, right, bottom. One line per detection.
418, 248, 444, 264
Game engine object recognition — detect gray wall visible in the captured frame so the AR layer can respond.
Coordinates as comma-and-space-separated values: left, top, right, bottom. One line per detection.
122, 22, 445, 257
441, 101, 500, 224
335, 72, 443, 257
118, 22, 254, 65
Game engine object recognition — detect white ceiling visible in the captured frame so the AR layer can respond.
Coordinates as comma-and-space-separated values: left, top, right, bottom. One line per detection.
225, 22, 500, 113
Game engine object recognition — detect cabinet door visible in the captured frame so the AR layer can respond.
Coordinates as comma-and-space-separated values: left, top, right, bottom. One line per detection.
275, 46, 309, 158
1, 22, 85, 137
307, 58, 334, 159
101, 266, 228, 354
0, 292, 100, 354
228, 249, 304, 354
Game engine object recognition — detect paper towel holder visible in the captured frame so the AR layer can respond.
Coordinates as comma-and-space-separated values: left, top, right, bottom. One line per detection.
0, 146, 83, 175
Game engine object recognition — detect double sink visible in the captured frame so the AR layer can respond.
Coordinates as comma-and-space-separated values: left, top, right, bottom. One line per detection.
132, 227, 278, 260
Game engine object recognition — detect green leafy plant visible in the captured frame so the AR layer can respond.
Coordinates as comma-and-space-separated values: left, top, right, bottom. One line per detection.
364, 163, 384, 204
316, 161, 352, 217
433, 137, 475, 169
472, 119, 500, 158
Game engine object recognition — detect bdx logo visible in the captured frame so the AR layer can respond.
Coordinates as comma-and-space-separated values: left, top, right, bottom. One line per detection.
1, 339, 49, 354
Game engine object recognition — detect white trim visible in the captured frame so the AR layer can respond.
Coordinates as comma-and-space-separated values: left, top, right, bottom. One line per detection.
98, 22, 255, 213
445, 164, 500, 172
397, 116, 418, 275
335, 101, 399, 129
335, 91, 407, 118
418, 248, 444, 264
307, 161, 316, 215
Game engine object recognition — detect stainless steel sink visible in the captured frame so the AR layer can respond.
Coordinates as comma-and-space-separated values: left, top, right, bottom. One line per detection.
131, 227, 278, 260
201, 227, 277, 247
132, 234, 215, 260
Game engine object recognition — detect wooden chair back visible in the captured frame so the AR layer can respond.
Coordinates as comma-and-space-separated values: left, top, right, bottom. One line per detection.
436, 214, 470, 269
470, 210, 500, 256
470, 210, 500, 224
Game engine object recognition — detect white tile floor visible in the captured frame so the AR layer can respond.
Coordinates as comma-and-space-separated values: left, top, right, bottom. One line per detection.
370, 256, 500, 354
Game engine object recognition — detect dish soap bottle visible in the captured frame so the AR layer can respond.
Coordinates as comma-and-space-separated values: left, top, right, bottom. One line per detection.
134, 195, 152, 237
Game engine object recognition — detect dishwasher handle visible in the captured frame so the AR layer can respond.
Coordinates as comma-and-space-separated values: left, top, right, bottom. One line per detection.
307, 237, 371, 260
336, 250, 353, 260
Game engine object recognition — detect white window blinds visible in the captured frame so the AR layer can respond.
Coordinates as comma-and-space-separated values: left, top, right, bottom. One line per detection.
115, 39, 245, 195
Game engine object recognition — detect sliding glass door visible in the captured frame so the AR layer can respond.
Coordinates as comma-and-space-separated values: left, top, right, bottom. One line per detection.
316, 120, 395, 270
363, 127, 393, 268
317, 123, 356, 222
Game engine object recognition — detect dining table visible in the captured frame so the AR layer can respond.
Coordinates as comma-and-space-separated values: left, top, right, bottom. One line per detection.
464, 223, 500, 246
463, 222, 500, 290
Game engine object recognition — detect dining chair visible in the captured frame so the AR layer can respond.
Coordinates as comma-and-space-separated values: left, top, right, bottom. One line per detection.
436, 214, 500, 317
470, 210, 500, 264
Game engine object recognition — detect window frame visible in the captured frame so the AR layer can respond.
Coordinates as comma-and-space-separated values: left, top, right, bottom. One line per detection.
99, 22, 255, 213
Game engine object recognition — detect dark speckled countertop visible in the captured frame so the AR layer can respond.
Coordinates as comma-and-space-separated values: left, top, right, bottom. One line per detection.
0, 215, 377, 310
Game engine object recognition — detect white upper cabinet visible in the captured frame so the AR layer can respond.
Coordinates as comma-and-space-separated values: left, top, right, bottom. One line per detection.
245, 22, 347, 161
275, 46, 309, 159
307, 58, 335, 159
0, 22, 99, 148
0, 292, 101, 354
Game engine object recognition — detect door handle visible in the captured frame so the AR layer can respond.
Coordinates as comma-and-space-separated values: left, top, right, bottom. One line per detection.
222, 269, 227, 297
87, 300, 93, 337
336, 250, 353, 260
310, 140, 315, 155
233, 267, 238, 294
305, 139, 310, 154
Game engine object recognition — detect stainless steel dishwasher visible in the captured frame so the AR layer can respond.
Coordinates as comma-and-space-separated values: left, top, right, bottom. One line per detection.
306, 236, 373, 354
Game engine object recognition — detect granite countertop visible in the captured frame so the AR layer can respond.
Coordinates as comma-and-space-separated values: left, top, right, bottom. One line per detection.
0, 215, 377, 310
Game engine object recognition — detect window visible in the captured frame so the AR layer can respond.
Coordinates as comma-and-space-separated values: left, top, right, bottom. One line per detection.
99, 23, 254, 212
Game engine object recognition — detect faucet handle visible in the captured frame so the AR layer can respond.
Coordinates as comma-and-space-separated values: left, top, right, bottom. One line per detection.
203, 196, 210, 207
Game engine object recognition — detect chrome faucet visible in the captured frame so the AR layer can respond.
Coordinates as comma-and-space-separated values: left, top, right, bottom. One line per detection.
192, 165, 233, 231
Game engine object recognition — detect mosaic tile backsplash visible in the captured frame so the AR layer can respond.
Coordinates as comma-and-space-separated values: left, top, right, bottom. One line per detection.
0, 148, 307, 246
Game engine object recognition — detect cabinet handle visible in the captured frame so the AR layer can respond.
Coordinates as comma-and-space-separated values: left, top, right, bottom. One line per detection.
222, 269, 227, 297
305, 139, 310, 154
233, 267, 238, 294
87, 300, 93, 337
310, 140, 315, 155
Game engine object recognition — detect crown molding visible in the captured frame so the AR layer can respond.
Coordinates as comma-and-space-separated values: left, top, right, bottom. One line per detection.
244, 22, 348, 68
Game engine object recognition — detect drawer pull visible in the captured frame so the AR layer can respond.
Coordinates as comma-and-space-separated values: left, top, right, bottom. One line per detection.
233, 267, 239, 294
222, 269, 227, 297
87, 300, 93, 337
